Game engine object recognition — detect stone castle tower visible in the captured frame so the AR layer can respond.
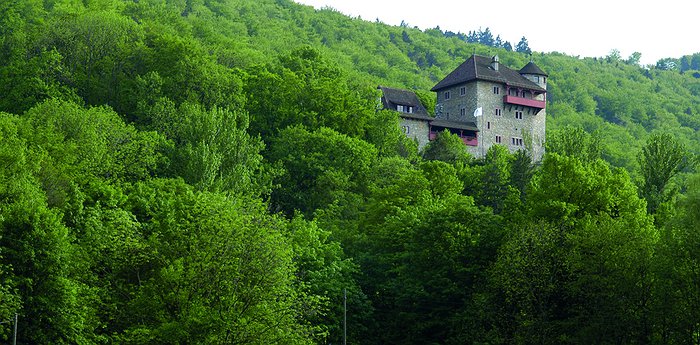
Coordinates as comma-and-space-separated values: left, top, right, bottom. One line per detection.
431, 54, 548, 160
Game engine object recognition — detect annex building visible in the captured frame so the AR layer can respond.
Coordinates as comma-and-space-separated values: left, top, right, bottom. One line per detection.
380, 54, 548, 160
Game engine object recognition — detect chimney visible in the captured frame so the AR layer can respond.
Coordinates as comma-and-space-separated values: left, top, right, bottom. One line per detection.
491, 55, 499, 71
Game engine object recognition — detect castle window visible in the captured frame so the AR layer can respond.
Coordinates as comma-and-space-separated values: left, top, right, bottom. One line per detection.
535, 76, 540, 83
493, 86, 500, 94
460, 108, 466, 116
402, 125, 410, 134
512, 137, 523, 146
515, 111, 523, 119
397, 105, 414, 113
444, 91, 451, 100
487, 122, 491, 129
460, 86, 466, 96
495, 135, 502, 143
495, 108, 502, 116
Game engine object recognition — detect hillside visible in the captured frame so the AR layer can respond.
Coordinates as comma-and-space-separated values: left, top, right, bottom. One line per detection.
1, 0, 700, 344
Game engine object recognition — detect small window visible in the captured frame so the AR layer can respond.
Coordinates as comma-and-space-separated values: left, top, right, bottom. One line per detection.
515, 111, 523, 119
460, 86, 466, 96
511, 137, 523, 146
493, 86, 500, 95
495, 135, 502, 143
534, 76, 540, 83
460, 108, 466, 116
487, 121, 491, 129
444, 91, 451, 100
495, 108, 502, 116
402, 125, 410, 134
398, 105, 414, 113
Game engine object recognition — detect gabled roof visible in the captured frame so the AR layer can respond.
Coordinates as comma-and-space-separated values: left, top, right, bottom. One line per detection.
378, 85, 433, 121
520, 61, 548, 76
431, 55, 545, 92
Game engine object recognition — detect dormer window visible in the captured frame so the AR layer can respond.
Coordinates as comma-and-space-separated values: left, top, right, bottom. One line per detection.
396, 105, 414, 113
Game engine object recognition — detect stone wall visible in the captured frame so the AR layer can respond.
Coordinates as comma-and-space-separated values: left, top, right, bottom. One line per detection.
435, 80, 546, 160
435, 83, 478, 123
400, 117, 431, 149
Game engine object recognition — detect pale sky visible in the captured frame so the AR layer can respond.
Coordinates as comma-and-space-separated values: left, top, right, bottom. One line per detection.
294, 0, 699, 66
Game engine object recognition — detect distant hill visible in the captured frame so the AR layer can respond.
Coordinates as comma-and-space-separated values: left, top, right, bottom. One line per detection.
2, 0, 700, 170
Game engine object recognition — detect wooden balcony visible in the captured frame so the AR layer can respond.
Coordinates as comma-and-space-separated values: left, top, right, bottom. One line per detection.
503, 95, 546, 109
462, 137, 478, 146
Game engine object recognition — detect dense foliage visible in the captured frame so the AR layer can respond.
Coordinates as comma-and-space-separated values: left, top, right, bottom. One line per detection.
1, 0, 700, 344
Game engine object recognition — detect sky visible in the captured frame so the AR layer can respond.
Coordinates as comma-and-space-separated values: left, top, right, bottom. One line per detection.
294, 0, 699, 66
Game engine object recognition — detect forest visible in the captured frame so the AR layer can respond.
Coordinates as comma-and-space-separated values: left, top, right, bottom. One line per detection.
1, 0, 700, 344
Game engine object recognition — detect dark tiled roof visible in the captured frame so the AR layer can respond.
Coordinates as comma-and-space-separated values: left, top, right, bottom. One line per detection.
431, 55, 545, 92
378, 85, 433, 121
430, 119, 479, 132
520, 61, 548, 76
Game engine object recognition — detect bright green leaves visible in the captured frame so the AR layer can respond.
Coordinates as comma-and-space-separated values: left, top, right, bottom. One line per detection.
638, 132, 692, 216
0, 113, 88, 343
546, 126, 602, 163
113, 179, 310, 344
421, 129, 472, 164
491, 147, 658, 343
653, 174, 700, 340
529, 153, 647, 226
143, 100, 272, 195
21, 100, 166, 199
268, 125, 377, 216
245, 46, 376, 138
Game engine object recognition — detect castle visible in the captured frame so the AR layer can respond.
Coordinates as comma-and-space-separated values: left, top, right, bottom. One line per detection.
380, 54, 547, 160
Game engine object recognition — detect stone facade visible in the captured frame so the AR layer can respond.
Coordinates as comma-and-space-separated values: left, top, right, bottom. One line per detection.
400, 117, 431, 148
432, 55, 547, 161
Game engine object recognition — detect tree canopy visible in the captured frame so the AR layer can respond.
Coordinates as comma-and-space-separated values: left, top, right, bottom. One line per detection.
0, 0, 699, 344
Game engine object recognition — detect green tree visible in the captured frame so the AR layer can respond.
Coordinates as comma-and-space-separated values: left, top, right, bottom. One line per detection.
546, 126, 602, 163
475, 145, 518, 214
145, 99, 273, 196
0, 112, 94, 343
286, 215, 372, 344
515, 36, 531, 54
267, 125, 377, 217
500, 152, 657, 343
421, 129, 471, 165
638, 132, 690, 216
654, 173, 700, 343
245, 46, 376, 138
510, 149, 535, 199
113, 179, 313, 344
